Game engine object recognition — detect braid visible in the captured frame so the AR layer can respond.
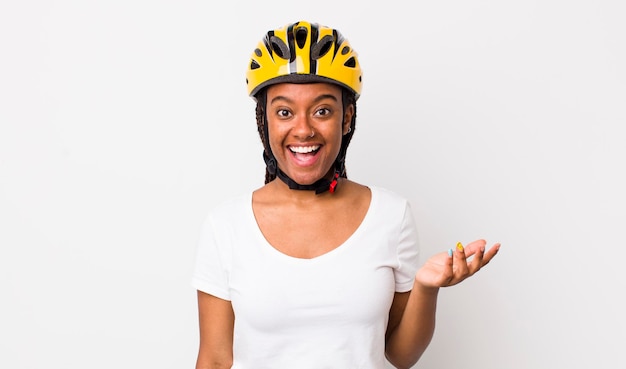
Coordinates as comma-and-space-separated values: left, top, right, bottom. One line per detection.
338, 89, 357, 179
255, 92, 276, 184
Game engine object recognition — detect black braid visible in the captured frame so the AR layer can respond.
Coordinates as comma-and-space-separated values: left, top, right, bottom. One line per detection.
337, 88, 357, 179
254, 93, 275, 184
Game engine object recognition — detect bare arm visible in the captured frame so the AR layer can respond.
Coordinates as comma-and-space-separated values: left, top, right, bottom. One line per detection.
385, 284, 438, 369
385, 240, 500, 369
195, 291, 234, 369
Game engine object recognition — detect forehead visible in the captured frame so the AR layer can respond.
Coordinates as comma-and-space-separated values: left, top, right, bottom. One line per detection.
266, 82, 342, 103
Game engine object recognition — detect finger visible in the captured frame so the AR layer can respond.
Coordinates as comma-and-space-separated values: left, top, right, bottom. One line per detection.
442, 248, 455, 285
481, 243, 501, 266
446, 248, 454, 268
468, 243, 485, 274
453, 242, 469, 278
463, 239, 487, 258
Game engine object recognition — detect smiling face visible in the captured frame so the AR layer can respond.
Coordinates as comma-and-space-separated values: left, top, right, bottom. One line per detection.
265, 83, 354, 186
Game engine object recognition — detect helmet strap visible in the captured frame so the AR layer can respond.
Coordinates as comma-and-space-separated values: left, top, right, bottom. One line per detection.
276, 166, 340, 194
263, 150, 340, 194
262, 150, 277, 176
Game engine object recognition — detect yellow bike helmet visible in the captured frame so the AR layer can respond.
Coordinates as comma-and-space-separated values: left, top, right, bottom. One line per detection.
246, 20, 362, 99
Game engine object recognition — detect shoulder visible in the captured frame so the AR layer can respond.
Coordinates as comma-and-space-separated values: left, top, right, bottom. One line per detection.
340, 180, 411, 211
203, 192, 251, 225
368, 185, 411, 209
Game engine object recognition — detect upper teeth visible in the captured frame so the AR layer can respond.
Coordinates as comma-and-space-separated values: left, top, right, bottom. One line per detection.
290, 145, 319, 154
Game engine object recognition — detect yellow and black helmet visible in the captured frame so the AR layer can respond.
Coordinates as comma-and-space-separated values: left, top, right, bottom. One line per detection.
246, 20, 363, 99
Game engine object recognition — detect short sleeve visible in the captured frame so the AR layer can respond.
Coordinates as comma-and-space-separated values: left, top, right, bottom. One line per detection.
191, 215, 231, 300
394, 201, 420, 292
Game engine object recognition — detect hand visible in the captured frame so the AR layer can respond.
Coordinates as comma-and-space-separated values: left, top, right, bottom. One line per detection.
415, 239, 500, 289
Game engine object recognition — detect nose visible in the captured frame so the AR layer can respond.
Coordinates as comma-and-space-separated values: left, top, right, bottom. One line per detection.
292, 114, 314, 139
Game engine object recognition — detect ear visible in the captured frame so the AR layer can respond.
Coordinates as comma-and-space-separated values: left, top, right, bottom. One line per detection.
342, 104, 355, 135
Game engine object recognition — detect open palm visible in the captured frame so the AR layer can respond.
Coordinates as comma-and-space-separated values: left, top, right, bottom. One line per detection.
415, 239, 500, 288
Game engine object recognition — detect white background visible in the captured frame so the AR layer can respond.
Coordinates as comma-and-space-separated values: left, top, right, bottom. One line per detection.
1, 1, 624, 368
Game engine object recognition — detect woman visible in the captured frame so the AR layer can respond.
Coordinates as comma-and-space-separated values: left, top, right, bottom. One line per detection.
192, 20, 500, 369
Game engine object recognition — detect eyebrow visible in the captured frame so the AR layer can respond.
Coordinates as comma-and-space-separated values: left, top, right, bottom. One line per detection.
269, 94, 339, 105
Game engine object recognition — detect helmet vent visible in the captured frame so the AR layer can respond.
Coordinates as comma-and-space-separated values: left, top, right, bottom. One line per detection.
344, 57, 356, 68
295, 27, 308, 49
311, 35, 334, 60
341, 46, 350, 55
250, 60, 260, 70
254, 48, 262, 57
269, 36, 290, 60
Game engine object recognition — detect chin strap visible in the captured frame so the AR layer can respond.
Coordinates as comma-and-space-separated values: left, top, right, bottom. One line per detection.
264, 151, 340, 194
276, 168, 340, 194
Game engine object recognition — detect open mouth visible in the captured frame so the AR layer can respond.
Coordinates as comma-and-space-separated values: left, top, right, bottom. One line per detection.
289, 145, 320, 154
288, 145, 321, 164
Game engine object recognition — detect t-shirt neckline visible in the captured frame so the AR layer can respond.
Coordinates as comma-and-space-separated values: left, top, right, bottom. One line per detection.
248, 186, 377, 263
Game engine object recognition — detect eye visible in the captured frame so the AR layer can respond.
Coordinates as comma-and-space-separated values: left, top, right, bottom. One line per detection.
314, 107, 331, 117
276, 109, 292, 118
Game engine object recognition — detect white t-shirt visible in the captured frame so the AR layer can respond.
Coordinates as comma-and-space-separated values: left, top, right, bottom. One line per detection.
192, 186, 420, 369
